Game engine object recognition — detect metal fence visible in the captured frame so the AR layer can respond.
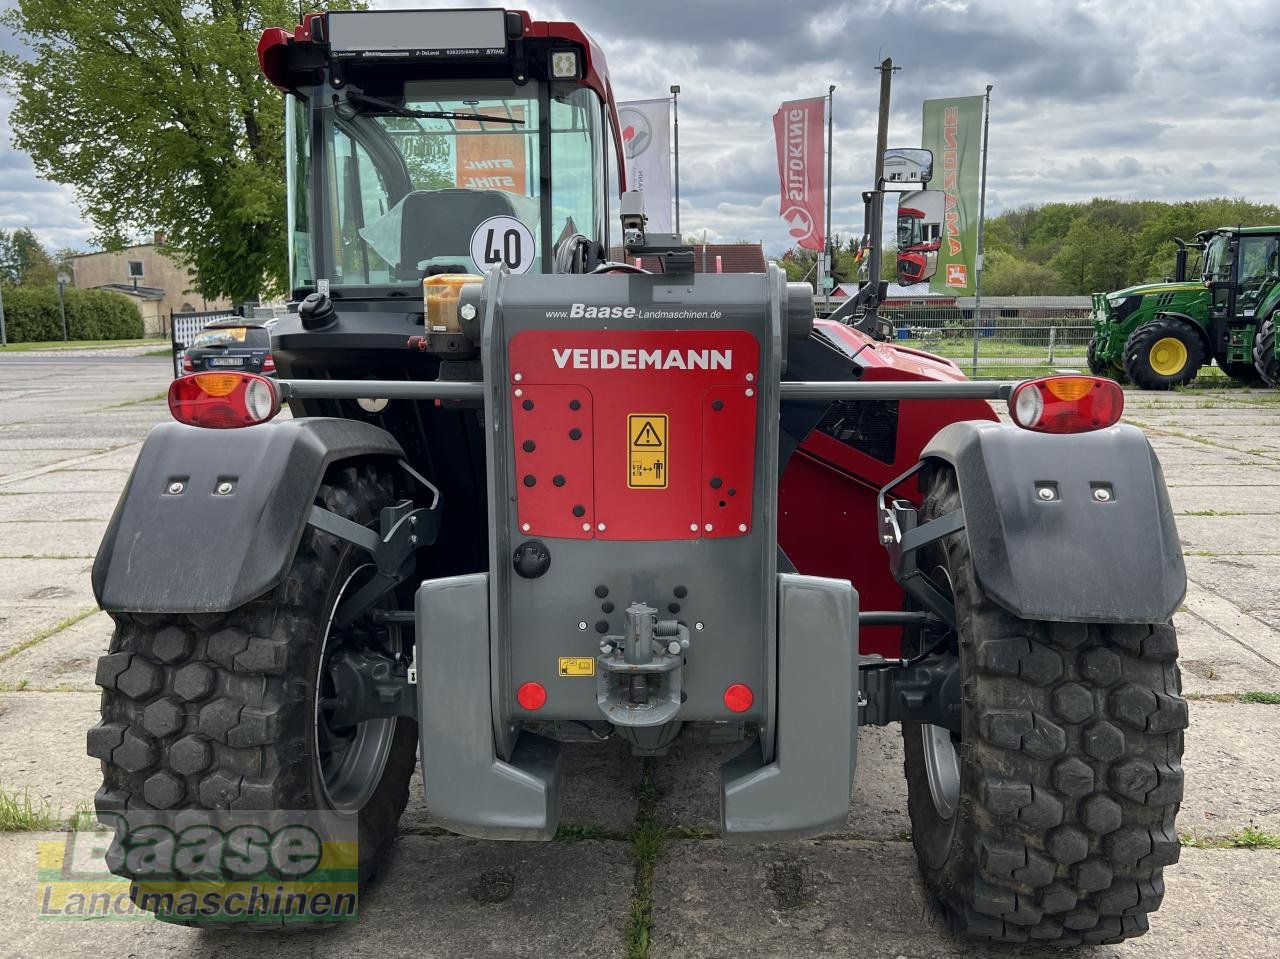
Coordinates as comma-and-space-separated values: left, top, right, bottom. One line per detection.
876, 295, 1094, 379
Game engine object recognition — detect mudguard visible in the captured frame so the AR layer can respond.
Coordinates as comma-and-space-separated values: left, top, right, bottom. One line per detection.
922, 421, 1185, 623
93, 418, 403, 613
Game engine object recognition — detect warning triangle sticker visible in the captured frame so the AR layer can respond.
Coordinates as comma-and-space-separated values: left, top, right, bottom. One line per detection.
633, 421, 663, 447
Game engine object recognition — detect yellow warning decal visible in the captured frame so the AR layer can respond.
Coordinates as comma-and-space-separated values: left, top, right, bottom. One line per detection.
558, 657, 595, 677
628, 413, 668, 489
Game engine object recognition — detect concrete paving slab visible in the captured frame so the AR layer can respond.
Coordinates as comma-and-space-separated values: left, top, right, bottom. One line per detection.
0, 692, 101, 813
1182, 571, 1280, 653
0, 557, 95, 607
0, 831, 631, 959
1163, 465, 1280, 487
649, 841, 1280, 959
1182, 700, 1280, 837
0, 521, 108, 559
1175, 513, 1280, 555
1166, 485, 1280, 515
1145, 440, 1276, 467
650, 726, 909, 840
404, 736, 642, 836
1175, 611, 1280, 695
3, 469, 136, 495
0, 604, 99, 660
0, 611, 112, 691
0, 492, 121, 522
0, 449, 104, 477
76, 446, 145, 472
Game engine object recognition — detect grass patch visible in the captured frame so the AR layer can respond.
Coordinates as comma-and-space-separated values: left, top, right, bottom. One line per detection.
0, 337, 161, 353
0, 681, 84, 692
1181, 825, 1280, 849
103, 391, 168, 410
0, 608, 96, 665
554, 823, 625, 842
1180, 509, 1246, 517
624, 760, 664, 959
0, 554, 95, 560
1239, 691, 1280, 704
67, 801, 100, 831
0, 787, 59, 831
1185, 691, 1280, 704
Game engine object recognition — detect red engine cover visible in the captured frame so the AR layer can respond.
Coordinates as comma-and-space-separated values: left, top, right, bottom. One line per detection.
508, 330, 760, 541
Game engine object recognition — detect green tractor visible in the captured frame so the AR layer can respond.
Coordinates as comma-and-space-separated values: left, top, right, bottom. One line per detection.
1088, 226, 1280, 389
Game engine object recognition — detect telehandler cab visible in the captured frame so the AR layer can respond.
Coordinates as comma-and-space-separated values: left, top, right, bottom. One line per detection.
90, 8, 1187, 946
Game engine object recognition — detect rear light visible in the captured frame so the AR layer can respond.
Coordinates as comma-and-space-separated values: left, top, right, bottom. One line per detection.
516, 681, 547, 711
262, 352, 276, 372
181, 352, 194, 372
1009, 375, 1123, 434
168, 372, 281, 429
723, 683, 754, 713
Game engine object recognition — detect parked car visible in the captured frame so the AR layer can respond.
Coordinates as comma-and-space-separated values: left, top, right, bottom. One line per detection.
181, 321, 275, 376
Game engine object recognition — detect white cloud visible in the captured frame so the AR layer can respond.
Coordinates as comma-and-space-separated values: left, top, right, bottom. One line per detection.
2, 0, 1277, 256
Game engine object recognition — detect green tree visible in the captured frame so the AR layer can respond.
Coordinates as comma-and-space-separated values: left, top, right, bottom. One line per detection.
0, 227, 54, 285
981, 248, 1068, 296
0, 0, 362, 302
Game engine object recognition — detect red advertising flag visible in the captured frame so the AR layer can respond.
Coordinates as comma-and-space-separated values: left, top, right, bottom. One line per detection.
773, 98, 826, 251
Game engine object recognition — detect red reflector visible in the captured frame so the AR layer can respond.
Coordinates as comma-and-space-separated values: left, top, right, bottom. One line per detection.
181, 352, 194, 372
262, 353, 276, 371
723, 683, 754, 713
516, 681, 547, 711
168, 372, 282, 429
1009, 376, 1123, 434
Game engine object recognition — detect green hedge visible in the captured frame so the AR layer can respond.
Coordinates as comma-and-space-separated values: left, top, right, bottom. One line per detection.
0, 285, 145, 342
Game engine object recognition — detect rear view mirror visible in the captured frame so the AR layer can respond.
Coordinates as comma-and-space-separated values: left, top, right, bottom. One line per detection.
882, 148, 933, 189
895, 190, 945, 285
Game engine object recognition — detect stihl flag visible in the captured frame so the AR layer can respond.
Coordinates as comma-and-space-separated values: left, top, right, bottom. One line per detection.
773, 98, 826, 251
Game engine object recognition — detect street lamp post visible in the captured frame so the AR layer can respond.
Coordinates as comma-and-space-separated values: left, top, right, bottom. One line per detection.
0, 280, 7, 347
670, 84, 681, 236
56, 271, 70, 341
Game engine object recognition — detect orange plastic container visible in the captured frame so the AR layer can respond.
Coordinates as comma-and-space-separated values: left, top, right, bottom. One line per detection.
423, 274, 484, 332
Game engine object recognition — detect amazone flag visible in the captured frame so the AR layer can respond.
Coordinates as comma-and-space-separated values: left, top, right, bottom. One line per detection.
921, 96, 983, 294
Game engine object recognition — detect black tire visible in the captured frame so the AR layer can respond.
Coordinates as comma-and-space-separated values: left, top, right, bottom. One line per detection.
1122, 318, 1203, 389
1254, 315, 1280, 387
1087, 336, 1127, 383
88, 462, 418, 925
902, 466, 1186, 946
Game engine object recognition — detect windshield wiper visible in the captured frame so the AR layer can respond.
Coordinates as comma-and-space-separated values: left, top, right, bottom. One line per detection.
343, 91, 524, 125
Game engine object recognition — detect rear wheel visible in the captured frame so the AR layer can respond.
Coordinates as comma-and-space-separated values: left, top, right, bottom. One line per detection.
89, 463, 418, 925
902, 466, 1186, 946
1123, 318, 1203, 389
1254, 315, 1280, 387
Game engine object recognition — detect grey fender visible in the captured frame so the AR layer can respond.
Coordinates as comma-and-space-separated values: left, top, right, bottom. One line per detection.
93, 418, 404, 613
921, 421, 1186, 623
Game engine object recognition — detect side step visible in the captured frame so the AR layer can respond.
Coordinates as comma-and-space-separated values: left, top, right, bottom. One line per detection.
720, 574, 858, 840
416, 573, 561, 839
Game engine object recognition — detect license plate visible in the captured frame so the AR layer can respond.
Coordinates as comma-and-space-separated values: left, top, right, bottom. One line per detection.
208, 356, 244, 367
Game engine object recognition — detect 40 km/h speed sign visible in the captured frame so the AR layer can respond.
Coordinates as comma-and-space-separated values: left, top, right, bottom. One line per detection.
470, 215, 535, 274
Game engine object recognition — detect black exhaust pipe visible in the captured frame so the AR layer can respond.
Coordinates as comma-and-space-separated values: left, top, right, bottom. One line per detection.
1173, 238, 1188, 283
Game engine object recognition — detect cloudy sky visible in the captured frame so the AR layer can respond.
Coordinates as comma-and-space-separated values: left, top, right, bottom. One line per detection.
2, 0, 1278, 254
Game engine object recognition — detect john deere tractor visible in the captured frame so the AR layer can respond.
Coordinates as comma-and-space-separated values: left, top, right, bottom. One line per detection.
1088, 226, 1280, 389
